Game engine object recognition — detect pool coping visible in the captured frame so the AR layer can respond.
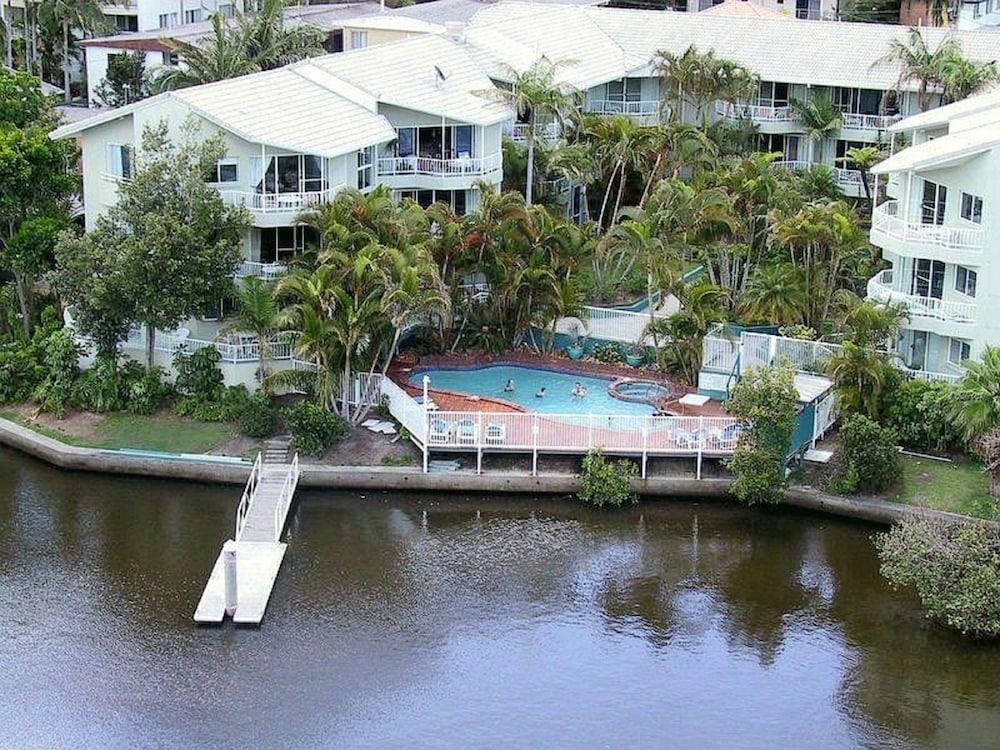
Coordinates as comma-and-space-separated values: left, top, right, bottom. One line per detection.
2, 415, 994, 529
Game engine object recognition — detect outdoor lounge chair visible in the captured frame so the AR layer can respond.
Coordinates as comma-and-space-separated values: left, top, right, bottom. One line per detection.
484, 422, 506, 446
457, 418, 477, 446
673, 428, 700, 450
428, 418, 453, 444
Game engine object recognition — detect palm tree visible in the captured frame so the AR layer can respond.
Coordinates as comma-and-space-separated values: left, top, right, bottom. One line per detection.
379, 249, 450, 375
934, 48, 999, 103
152, 15, 258, 91
874, 28, 968, 110
740, 264, 808, 326
654, 45, 758, 129
235, 0, 326, 71
545, 143, 596, 222
836, 292, 907, 349
584, 114, 655, 228
948, 346, 1000, 442
37, 0, 107, 102
487, 58, 578, 204
838, 145, 883, 203
647, 280, 728, 384
790, 96, 843, 165
825, 341, 895, 419
219, 275, 280, 382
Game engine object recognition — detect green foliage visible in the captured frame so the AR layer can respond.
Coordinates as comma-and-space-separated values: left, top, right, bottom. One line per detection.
124, 365, 173, 416
724, 364, 798, 505
283, 400, 347, 456
0, 68, 55, 128
883, 378, 960, 454
239, 391, 278, 439
875, 519, 1000, 638
949, 346, 1000, 442
31, 328, 80, 417
825, 341, 900, 420
71, 352, 127, 412
173, 346, 224, 402
94, 51, 149, 108
578, 449, 638, 508
828, 413, 900, 494
593, 342, 624, 364
0, 339, 45, 403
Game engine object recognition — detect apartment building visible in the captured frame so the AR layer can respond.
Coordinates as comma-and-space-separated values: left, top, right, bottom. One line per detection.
867, 90, 1000, 383
466, 3, 999, 198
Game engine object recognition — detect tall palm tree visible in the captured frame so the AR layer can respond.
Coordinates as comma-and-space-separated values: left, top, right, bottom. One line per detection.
152, 14, 257, 91
545, 142, 596, 222
934, 47, 999, 103
654, 45, 758, 129
825, 341, 895, 419
235, 0, 326, 71
37, 0, 108, 102
948, 346, 1000, 442
740, 263, 808, 326
835, 292, 908, 349
838, 145, 883, 203
487, 58, 579, 204
584, 114, 655, 228
874, 28, 963, 110
219, 275, 280, 381
790, 96, 843, 165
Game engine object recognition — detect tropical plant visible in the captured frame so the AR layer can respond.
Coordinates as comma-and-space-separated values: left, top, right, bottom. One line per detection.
825, 341, 899, 419
94, 50, 149, 107
647, 280, 728, 384
283, 399, 347, 456
654, 45, 758, 128
219, 275, 281, 382
740, 263, 808, 326
578, 449, 638, 508
790, 96, 843, 164
37, 0, 109, 102
949, 346, 1000, 443
486, 58, 579, 204
838, 145, 884, 203
827, 413, 900, 494
883, 377, 959, 454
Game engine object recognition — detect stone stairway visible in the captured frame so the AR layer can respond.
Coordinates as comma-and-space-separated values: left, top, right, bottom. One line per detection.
263, 435, 291, 464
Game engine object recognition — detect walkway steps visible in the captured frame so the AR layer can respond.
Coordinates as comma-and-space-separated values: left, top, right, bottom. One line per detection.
193, 451, 300, 626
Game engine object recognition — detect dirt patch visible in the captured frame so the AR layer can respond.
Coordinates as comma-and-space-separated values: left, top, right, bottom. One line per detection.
320, 425, 423, 467
6, 404, 104, 442
209, 434, 264, 459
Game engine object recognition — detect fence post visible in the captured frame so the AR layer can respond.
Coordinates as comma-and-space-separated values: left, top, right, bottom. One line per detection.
476, 411, 483, 475
587, 413, 594, 450
532, 414, 539, 477
697, 415, 704, 480
422, 375, 430, 474
641, 419, 648, 480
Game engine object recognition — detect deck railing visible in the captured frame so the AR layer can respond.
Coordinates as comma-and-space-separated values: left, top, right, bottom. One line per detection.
771, 160, 863, 189
122, 328, 294, 363
575, 305, 669, 344
219, 187, 342, 213
871, 200, 984, 251
273, 452, 300, 541
237, 260, 288, 281
867, 269, 976, 323
715, 101, 794, 122
377, 153, 502, 177
840, 112, 902, 130
380, 376, 427, 441
504, 121, 561, 143
585, 100, 663, 117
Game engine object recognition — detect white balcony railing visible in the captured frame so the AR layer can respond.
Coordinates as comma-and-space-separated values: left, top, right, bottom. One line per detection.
504, 121, 561, 143
585, 100, 663, 117
871, 200, 984, 251
715, 100, 794, 122
377, 153, 502, 177
896, 363, 962, 384
236, 260, 288, 281
867, 269, 976, 323
771, 160, 864, 189
219, 187, 342, 214
840, 112, 903, 131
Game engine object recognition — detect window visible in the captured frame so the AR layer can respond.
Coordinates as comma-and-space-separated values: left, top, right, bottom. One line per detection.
351, 31, 368, 49
395, 127, 416, 158
112, 14, 139, 32
105, 143, 132, 180
832, 87, 882, 116
184, 9, 203, 23
912, 259, 945, 299
921, 180, 947, 226
162, 51, 180, 66
948, 338, 971, 366
955, 266, 977, 297
217, 3, 235, 18
158, 13, 178, 28
357, 146, 374, 190
835, 139, 866, 169
206, 158, 239, 184
960, 192, 983, 224
259, 226, 320, 263
756, 81, 789, 108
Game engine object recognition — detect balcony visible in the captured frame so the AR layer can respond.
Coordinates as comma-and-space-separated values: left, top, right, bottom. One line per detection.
840, 112, 903, 131
715, 100, 794, 124
503, 121, 560, 144
870, 200, 984, 262
376, 152, 502, 190
584, 100, 663, 118
220, 187, 342, 226
236, 260, 288, 281
771, 160, 865, 195
867, 269, 976, 324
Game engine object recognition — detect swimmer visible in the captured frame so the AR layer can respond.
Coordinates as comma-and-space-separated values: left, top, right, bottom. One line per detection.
504, 378, 515, 392
570, 382, 588, 398
535, 386, 547, 398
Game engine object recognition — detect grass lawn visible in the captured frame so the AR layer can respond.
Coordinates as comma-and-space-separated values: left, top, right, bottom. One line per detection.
887, 455, 998, 520
1, 410, 232, 454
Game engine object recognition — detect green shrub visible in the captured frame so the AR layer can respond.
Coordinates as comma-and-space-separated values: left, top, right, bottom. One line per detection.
175, 384, 250, 423
578, 449, 638, 508
283, 400, 347, 456
883, 378, 960, 454
593, 342, 624, 364
31, 329, 81, 418
173, 346, 224, 401
240, 391, 278, 439
72, 353, 127, 412
0, 340, 45, 403
125, 366, 172, 415
728, 445, 787, 505
875, 519, 1000, 638
828, 413, 900, 494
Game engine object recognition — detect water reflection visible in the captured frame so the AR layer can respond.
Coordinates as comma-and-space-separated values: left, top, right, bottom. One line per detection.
1, 448, 998, 748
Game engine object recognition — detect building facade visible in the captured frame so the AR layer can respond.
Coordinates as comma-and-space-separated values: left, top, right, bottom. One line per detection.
869, 91, 1000, 383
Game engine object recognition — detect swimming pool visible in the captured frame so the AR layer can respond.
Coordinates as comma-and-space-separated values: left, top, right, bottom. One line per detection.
409, 365, 656, 415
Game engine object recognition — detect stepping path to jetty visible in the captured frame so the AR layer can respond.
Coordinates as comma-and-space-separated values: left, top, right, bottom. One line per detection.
194, 450, 300, 625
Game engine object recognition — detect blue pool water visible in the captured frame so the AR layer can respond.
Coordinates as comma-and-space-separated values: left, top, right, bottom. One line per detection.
409, 365, 656, 415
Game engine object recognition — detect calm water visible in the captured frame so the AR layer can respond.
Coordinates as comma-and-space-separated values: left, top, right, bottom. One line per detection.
1, 447, 999, 749
411, 365, 656, 414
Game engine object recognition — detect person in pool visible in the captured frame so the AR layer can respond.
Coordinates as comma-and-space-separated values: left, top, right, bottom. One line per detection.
535, 386, 546, 398
570, 382, 588, 398
504, 378, 515, 392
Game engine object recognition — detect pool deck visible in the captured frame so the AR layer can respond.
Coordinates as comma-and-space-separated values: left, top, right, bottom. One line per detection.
389, 352, 727, 418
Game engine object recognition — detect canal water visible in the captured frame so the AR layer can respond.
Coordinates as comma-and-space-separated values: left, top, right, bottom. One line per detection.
1, 447, 998, 749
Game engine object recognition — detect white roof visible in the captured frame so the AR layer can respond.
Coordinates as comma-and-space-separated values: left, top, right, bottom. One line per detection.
339, 14, 444, 33
464, 3, 1000, 92
873, 122, 1000, 174
888, 87, 1000, 133
793, 373, 833, 403
53, 35, 509, 151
